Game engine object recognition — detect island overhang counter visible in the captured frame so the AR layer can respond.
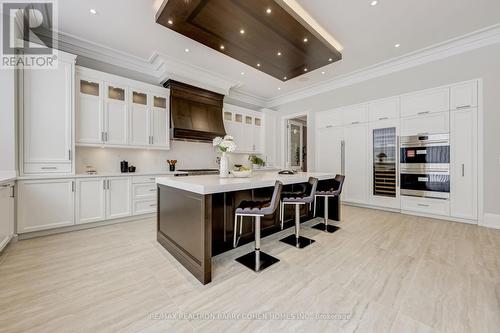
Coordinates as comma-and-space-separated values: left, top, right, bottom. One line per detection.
156, 172, 340, 284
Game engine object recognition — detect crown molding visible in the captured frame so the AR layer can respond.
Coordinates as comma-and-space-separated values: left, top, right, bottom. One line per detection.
226, 88, 268, 108
54, 31, 239, 95
266, 23, 500, 108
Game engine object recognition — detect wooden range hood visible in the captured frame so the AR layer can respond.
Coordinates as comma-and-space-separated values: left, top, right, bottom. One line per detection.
164, 80, 226, 142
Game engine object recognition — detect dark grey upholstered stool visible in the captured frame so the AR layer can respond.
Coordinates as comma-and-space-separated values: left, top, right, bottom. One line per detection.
279, 177, 318, 249
234, 181, 283, 272
312, 174, 345, 233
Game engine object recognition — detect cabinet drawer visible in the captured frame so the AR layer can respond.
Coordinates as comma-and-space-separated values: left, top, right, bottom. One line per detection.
401, 196, 450, 216
369, 97, 400, 122
133, 183, 157, 199
24, 163, 72, 174
342, 104, 369, 125
400, 112, 449, 136
132, 175, 159, 184
133, 199, 157, 215
401, 87, 450, 117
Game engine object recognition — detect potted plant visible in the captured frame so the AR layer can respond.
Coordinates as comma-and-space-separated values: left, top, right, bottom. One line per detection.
248, 155, 266, 169
213, 135, 237, 177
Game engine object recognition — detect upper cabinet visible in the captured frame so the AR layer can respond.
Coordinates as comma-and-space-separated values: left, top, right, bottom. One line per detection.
22, 51, 76, 175
316, 108, 343, 129
450, 81, 478, 110
401, 87, 450, 117
223, 105, 264, 154
369, 97, 400, 122
76, 67, 170, 150
342, 104, 369, 125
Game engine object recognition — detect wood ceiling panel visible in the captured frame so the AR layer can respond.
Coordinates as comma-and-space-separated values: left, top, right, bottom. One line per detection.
156, 0, 342, 81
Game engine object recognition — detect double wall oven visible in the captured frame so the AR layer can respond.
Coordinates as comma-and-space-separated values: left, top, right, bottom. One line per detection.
399, 134, 450, 199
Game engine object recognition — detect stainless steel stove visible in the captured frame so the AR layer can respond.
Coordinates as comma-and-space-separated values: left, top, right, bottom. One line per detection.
175, 169, 219, 176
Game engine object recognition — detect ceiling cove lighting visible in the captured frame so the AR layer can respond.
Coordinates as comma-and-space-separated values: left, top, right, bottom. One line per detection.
370, 1, 379, 6
89, 8, 97, 15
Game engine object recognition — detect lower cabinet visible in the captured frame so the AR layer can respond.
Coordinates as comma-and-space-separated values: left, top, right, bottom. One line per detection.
76, 177, 131, 224
18, 179, 75, 233
401, 196, 450, 217
0, 183, 15, 250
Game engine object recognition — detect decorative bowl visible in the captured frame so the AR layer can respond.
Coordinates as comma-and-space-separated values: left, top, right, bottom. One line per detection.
232, 170, 252, 178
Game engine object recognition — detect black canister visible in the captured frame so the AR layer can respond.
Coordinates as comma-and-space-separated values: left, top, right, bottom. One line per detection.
120, 160, 129, 173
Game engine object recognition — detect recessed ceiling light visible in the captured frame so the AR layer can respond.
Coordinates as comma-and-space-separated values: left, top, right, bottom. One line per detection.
266, 8, 272, 14
257, 63, 261, 67
241, 72, 245, 76
304, 68, 308, 72
394, 43, 401, 48
303, 38, 308, 43
89, 8, 97, 15
240, 29, 245, 34
370, 0, 378, 6
283, 76, 287, 80
277, 51, 282, 56
277, 87, 281, 90
220, 45, 225, 50
184, 48, 190, 53
328, 58, 333, 62
167, 19, 173, 25
321, 71, 325, 75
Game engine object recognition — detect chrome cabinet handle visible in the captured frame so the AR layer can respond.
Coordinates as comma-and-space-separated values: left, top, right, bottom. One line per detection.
149, 189, 156, 192
378, 117, 389, 121
150, 204, 157, 207
418, 111, 430, 115
462, 164, 465, 177
417, 204, 430, 207
10, 185, 15, 198
326, 125, 333, 128
101, 132, 105, 142
71, 181, 75, 192
41, 167, 57, 170
456, 105, 471, 109
351, 121, 360, 125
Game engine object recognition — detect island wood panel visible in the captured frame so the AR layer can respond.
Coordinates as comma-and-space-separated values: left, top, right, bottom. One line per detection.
156, 0, 342, 81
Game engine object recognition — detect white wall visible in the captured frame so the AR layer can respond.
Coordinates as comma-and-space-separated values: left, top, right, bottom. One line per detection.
76, 141, 219, 174
0, 68, 17, 177
275, 43, 500, 216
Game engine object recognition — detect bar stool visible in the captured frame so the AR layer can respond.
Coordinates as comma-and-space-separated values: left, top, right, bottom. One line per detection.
279, 177, 318, 249
233, 181, 283, 272
312, 175, 345, 233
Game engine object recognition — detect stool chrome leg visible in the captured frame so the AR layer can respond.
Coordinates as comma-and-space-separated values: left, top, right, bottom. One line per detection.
313, 195, 317, 217
233, 213, 239, 248
312, 196, 341, 233
235, 215, 280, 272
280, 203, 315, 249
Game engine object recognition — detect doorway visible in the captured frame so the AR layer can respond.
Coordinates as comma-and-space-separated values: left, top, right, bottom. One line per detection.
286, 116, 307, 172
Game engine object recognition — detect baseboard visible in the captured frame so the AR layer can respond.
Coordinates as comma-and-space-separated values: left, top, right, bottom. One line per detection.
18, 214, 156, 240
480, 213, 500, 230
0, 234, 15, 253
343, 201, 401, 213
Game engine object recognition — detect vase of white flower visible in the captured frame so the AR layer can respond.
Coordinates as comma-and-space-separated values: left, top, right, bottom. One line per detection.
213, 135, 237, 178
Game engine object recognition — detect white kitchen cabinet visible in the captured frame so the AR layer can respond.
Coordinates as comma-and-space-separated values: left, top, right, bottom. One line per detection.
400, 112, 450, 136
401, 87, 450, 117
223, 106, 264, 154
450, 81, 478, 110
133, 200, 157, 215
105, 83, 128, 145
315, 126, 343, 175
76, 178, 106, 224
369, 97, 400, 122
450, 108, 478, 220
106, 177, 131, 220
130, 89, 150, 146
0, 183, 15, 250
343, 124, 369, 204
151, 94, 170, 148
22, 52, 75, 174
343, 104, 369, 125
77, 78, 103, 144
401, 196, 450, 217
316, 108, 343, 129
17, 179, 75, 233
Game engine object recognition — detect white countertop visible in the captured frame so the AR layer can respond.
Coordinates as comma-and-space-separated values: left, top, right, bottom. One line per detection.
0, 172, 17, 184
16, 171, 183, 181
156, 171, 336, 195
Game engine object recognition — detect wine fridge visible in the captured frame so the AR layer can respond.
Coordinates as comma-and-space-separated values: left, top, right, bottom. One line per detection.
372, 127, 397, 198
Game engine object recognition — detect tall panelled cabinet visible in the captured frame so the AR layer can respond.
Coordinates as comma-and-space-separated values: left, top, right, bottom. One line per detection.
21, 51, 76, 174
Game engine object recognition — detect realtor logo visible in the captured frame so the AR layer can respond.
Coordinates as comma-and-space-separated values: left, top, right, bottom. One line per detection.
1, 0, 58, 69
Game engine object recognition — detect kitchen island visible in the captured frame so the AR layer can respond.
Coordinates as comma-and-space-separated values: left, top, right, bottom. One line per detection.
156, 172, 339, 284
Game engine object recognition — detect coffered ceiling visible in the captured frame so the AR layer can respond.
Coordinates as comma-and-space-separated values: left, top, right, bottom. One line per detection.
55, 0, 500, 104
